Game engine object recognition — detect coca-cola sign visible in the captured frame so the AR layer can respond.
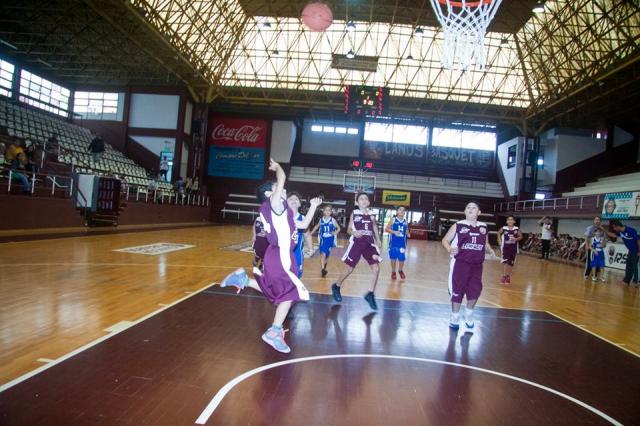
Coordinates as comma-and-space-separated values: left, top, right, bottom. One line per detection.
208, 117, 267, 148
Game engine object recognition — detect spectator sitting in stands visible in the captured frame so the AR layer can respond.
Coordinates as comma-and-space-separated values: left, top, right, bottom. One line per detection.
88, 132, 105, 163
46, 133, 59, 154
191, 176, 200, 195
185, 177, 193, 195
8, 150, 32, 194
174, 176, 185, 197
24, 142, 38, 173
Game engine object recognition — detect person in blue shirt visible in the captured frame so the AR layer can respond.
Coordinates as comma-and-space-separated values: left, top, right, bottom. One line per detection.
309, 205, 341, 277
605, 220, 639, 286
385, 206, 411, 280
589, 228, 607, 282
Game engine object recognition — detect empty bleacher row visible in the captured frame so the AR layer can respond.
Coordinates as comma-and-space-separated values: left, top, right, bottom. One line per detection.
562, 171, 640, 197
0, 97, 173, 194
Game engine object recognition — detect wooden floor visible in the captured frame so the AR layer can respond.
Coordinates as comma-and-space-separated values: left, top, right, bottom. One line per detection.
0, 224, 638, 388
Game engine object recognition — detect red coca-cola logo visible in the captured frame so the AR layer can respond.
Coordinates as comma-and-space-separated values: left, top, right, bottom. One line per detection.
212, 124, 262, 143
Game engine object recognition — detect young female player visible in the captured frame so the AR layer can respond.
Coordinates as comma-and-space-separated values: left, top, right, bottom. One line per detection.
251, 215, 268, 270
441, 201, 497, 330
497, 215, 522, 284
286, 191, 307, 278
385, 206, 410, 280
220, 159, 321, 353
331, 192, 382, 310
309, 205, 341, 277
590, 227, 607, 282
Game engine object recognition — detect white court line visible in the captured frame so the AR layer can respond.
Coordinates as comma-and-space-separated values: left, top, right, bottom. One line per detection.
0, 281, 217, 393
194, 354, 622, 425
103, 321, 134, 333
36, 358, 54, 364
546, 311, 639, 358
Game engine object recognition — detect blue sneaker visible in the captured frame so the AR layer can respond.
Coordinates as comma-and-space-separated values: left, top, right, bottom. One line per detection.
364, 291, 378, 310
331, 283, 342, 302
262, 326, 291, 353
220, 268, 249, 292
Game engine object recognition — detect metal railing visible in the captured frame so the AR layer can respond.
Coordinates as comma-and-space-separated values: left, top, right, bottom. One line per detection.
494, 194, 602, 213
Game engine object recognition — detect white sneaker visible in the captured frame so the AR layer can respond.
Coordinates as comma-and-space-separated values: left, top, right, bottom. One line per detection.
592, 276, 597, 282
449, 314, 460, 330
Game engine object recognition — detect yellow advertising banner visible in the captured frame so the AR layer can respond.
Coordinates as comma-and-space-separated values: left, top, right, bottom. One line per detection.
382, 190, 411, 207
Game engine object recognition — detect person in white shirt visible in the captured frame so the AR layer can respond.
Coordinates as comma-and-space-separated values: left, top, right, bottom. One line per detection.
537, 216, 553, 260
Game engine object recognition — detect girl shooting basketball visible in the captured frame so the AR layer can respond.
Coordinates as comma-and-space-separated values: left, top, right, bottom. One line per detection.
220, 159, 321, 353
442, 201, 497, 330
331, 192, 382, 310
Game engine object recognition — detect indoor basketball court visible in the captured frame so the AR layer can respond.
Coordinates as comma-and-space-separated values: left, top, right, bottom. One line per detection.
1, 0, 640, 425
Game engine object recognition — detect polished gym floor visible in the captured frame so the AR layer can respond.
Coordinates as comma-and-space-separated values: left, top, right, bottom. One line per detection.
0, 225, 638, 424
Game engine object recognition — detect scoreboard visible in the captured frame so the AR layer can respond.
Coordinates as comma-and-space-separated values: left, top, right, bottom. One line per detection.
344, 85, 389, 119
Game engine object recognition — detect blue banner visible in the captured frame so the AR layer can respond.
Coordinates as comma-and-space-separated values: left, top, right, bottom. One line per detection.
207, 146, 265, 180
601, 191, 640, 219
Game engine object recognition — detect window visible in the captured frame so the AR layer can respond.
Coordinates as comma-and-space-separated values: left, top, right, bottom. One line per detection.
347, 128, 359, 135
18, 70, 70, 116
309, 122, 359, 135
0, 59, 14, 98
432, 127, 497, 151
507, 144, 517, 169
73, 91, 124, 121
311, 125, 323, 132
364, 122, 428, 145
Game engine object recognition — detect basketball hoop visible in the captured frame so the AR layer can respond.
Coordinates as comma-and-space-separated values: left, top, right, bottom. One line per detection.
430, 0, 503, 70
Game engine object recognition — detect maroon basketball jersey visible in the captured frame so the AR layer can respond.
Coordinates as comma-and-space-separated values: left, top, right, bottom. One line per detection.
501, 226, 519, 253
351, 209, 376, 245
255, 217, 267, 238
453, 220, 488, 264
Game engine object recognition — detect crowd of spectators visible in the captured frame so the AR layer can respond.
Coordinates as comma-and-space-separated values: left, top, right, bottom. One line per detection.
520, 232, 587, 263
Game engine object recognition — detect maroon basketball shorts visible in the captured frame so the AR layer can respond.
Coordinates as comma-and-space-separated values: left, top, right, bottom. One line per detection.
501, 247, 517, 266
448, 258, 483, 303
342, 241, 380, 268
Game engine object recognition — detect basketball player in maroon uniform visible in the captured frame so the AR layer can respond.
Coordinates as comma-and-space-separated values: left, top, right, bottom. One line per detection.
331, 192, 382, 310
497, 215, 522, 284
442, 201, 497, 330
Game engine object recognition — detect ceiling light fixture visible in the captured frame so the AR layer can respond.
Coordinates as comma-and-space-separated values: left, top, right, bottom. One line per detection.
532, 2, 545, 13
346, 21, 356, 32
271, 49, 280, 55
500, 37, 509, 46
346, 49, 355, 59
406, 54, 414, 60
414, 27, 425, 37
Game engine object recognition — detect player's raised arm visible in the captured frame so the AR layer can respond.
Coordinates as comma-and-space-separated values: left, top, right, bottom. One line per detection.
268, 158, 286, 214
298, 198, 322, 229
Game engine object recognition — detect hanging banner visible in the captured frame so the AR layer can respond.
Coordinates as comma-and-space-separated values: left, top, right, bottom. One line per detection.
428, 146, 493, 169
207, 117, 267, 179
601, 192, 640, 219
382, 190, 411, 207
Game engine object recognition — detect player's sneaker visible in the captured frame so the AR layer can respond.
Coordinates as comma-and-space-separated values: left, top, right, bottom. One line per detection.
601, 277, 606, 282
331, 283, 342, 302
321, 268, 328, 278
364, 291, 378, 310
399, 271, 406, 280
220, 268, 248, 292
592, 276, 597, 282
261, 326, 290, 353
449, 314, 460, 330
391, 271, 397, 280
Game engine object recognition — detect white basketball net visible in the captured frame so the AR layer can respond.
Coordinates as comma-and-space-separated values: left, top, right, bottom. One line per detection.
430, 0, 503, 70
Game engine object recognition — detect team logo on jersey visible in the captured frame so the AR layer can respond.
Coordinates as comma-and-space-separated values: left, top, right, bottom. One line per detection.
480, 227, 487, 235
354, 216, 362, 222
292, 232, 299, 244
459, 227, 470, 234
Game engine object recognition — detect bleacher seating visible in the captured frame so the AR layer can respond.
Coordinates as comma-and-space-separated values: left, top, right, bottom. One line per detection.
289, 166, 504, 198
562, 172, 640, 197
0, 97, 173, 195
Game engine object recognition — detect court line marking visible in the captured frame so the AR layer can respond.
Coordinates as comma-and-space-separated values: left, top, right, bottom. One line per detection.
36, 358, 54, 364
0, 281, 217, 393
545, 311, 639, 358
194, 354, 622, 425
203, 290, 564, 322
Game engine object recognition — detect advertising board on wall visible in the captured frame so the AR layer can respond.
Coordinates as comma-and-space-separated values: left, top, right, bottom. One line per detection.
382, 190, 411, 207
207, 117, 267, 180
428, 146, 493, 169
605, 242, 628, 270
601, 192, 640, 219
